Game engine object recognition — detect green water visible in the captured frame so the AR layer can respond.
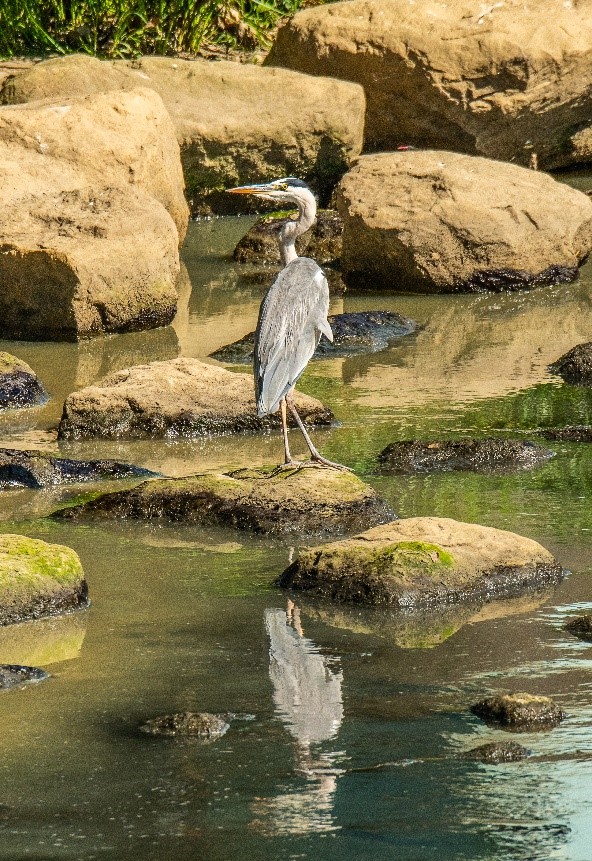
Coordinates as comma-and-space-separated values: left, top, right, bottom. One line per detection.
1, 212, 592, 860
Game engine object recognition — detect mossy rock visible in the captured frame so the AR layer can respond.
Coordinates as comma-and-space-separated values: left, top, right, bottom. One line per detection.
278, 517, 563, 607
52, 467, 394, 537
0, 352, 47, 410
471, 693, 566, 732
0, 534, 88, 626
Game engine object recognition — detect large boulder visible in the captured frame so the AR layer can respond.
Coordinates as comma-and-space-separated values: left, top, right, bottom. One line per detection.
1, 54, 366, 213
0, 534, 87, 626
53, 467, 394, 537
335, 151, 592, 292
0, 88, 189, 340
267, 0, 592, 170
278, 517, 563, 606
58, 357, 333, 440
0, 352, 47, 410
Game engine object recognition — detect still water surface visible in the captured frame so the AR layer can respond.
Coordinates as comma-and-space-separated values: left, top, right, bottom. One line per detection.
1, 206, 592, 860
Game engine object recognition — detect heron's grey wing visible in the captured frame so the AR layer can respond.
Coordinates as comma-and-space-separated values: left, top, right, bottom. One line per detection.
255, 258, 331, 416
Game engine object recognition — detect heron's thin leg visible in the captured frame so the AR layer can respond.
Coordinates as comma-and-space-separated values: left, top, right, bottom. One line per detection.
286, 397, 351, 472
279, 398, 302, 468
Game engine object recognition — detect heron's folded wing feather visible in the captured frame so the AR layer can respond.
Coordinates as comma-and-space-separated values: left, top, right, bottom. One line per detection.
255, 259, 331, 414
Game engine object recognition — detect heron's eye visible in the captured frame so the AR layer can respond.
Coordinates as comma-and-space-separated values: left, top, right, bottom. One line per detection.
279, 183, 288, 190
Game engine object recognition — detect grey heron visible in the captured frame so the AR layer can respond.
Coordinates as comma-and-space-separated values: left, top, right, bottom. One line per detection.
227, 177, 348, 471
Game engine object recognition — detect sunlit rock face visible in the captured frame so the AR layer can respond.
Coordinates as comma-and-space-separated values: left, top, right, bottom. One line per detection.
0, 88, 188, 340
1, 54, 366, 214
335, 151, 592, 293
279, 517, 564, 607
53, 466, 394, 537
57, 358, 333, 440
267, 0, 592, 169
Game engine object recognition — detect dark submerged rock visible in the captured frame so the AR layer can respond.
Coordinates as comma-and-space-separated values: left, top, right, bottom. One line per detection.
379, 438, 553, 475
278, 517, 564, 607
234, 209, 343, 267
139, 711, 230, 739
0, 352, 47, 410
461, 741, 531, 764
211, 311, 418, 364
564, 614, 592, 642
463, 265, 578, 293
52, 467, 395, 537
0, 664, 49, 690
540, 426, 592, 442
471, 693, 566, 732
0, 448, 156, 489
549, 342, 592, 385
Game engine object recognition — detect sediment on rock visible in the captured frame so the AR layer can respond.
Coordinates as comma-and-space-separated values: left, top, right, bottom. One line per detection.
278, 517, 564, 607
0, 353, 48, 410
0, 448, 156, 489
58, 357, 333, 440
52, 467, 395, 537
139, 712, 230, 739
210, 311, 418, 364
379, 439, 553, 474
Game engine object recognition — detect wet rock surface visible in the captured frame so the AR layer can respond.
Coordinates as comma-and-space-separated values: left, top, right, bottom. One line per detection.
139, 711, 230, 739
461, 741, 531, 764
549, 343, 592, 386
2, 54, 365, 214
0, 88, 187, 340
267, 0, 592, 171
233, 210, 343, 266
0, 353, 47, 410
279, 517, 563, 607
53, 466, 394, 537
540, 426, 592, 443
471, 693, 566, 732
211, 311, 418, 364
563, 615, 592, 642
0, 534, 88, 626
58, 358, 332, 440
0, 664, 49, 690
0, 448, 156, 489
379, 438, 553, 474
335, 151, 592, 293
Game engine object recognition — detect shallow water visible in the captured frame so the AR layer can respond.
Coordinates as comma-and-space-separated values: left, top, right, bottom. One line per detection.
1, 200, 592, 860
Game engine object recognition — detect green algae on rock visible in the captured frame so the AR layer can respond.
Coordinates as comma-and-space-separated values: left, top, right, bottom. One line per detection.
0, 534, 88, 626
0, 352, 47, 410
52, 467, 394, 537
278, 517, 563, 607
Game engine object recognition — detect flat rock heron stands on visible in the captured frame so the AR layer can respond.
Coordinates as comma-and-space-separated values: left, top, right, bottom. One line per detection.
227, 178, 348, 470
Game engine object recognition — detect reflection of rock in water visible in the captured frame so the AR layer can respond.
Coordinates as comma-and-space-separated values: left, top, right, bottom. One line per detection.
0, 613, 87, 666
265, 607, 343, 745
253, 606, 344, 836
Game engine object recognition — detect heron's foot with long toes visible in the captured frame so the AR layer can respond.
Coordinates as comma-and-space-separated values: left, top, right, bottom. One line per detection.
303, 455, 352, 472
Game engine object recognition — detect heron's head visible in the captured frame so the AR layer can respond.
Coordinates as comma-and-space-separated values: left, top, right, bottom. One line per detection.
226, 177, 313, 206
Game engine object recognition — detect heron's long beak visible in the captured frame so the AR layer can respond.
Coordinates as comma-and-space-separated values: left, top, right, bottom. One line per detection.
226, 183, 271, 195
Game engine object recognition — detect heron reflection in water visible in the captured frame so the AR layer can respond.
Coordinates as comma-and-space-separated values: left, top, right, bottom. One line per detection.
227, 178, 349, 471
251, 603, 344, 836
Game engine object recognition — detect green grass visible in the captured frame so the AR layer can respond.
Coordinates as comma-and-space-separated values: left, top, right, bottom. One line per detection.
0, 0, 307, 60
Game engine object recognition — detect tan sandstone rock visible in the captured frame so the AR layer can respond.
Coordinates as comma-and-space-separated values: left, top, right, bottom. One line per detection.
0, 88, 189, 340
278, 516, 563, 607
267, 0, 592, 169
1, 54, 366, 213
335, 151, 592, 292
58, 357, 333, 439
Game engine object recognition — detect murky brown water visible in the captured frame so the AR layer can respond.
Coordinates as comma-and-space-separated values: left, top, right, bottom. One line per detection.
1, 197, 592, 860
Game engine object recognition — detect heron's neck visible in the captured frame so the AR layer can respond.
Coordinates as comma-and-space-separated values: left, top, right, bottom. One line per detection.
279, 190, 317, 267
